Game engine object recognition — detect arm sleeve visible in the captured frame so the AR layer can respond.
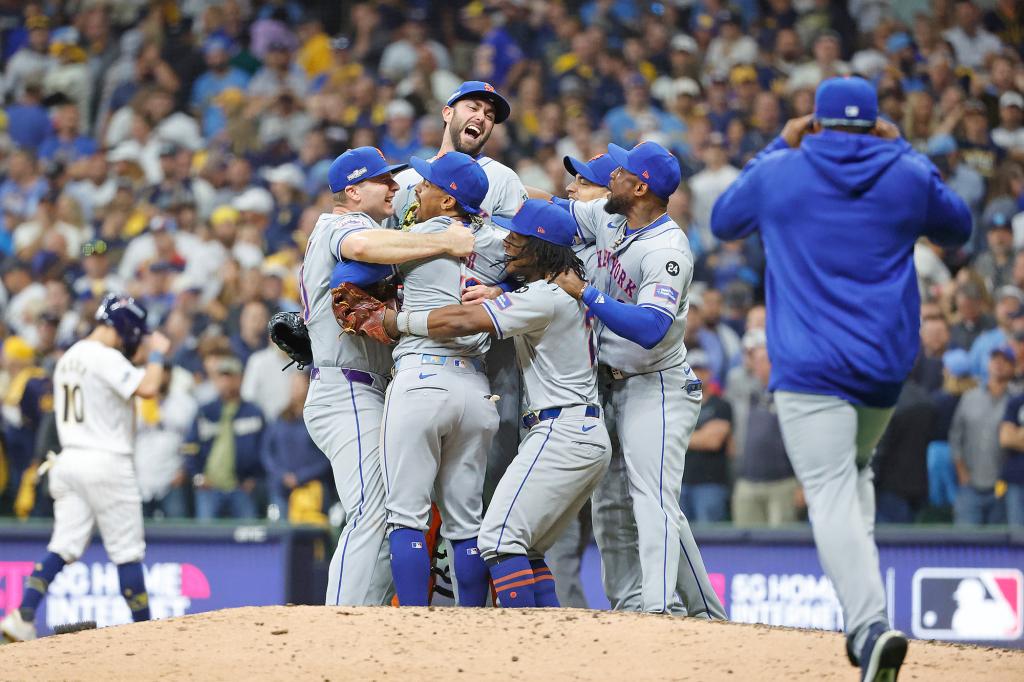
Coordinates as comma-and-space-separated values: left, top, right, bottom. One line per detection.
921, 162, 973, 247
480, 286, 555, 340
581, 285, 673, 349
96, 347, 146, 401
710, 137, 787, 242
328, 260, 395, 289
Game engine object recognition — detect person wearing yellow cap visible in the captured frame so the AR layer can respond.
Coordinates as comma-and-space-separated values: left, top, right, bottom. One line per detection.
1, 336, 50, 518
5, 15, 50, 100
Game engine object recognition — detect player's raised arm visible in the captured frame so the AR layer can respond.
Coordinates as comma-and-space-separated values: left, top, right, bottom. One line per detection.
133, 331, 172, 399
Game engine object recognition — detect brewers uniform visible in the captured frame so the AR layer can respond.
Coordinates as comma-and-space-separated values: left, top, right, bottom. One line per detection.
301, 210, 394, 606
567, 196, 724, 616
390, 158, 528, 502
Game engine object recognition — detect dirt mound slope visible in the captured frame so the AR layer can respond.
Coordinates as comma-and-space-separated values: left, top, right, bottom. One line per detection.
2, 606, 1021, 681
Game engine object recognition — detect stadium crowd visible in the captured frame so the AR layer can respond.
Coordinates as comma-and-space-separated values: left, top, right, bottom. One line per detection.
1, 0, 1023, 528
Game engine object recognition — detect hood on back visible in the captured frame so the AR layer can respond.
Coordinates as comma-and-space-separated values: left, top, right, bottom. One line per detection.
801, 129, 909, 196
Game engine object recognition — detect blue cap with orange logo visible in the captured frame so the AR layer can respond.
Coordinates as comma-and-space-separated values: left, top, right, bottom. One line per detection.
606, 141, 682, 200
409, 152, 489, 215
492, 199, 577, 248
328, 147, 409, 193
563, 153, 618, 188
446, 81, 511, 124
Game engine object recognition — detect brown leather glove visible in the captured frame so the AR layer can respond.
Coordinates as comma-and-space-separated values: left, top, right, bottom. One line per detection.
331, 282, 397, 345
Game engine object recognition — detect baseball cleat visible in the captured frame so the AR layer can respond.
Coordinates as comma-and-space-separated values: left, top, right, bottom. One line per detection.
859, 623, 907, 682
1, 610, 38, 643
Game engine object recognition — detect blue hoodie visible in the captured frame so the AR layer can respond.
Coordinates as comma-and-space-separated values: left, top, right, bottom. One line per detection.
711, 131, 971, 408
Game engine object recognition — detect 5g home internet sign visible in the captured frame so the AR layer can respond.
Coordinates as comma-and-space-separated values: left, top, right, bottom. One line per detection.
912, 568, 1023, 641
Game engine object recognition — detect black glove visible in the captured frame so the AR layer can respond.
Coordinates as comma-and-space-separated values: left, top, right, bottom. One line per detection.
268, 311, 313, 370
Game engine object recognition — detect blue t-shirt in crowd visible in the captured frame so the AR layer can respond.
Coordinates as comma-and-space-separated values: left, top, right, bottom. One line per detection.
1001, 393, 1024, 484
37, 134, 97, 163
5, 103, 50, 150
190, 67, 251, 138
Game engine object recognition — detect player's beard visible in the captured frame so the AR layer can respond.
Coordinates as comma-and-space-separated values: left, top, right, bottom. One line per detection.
604, 193, 629, 216
448, 114, 489, 157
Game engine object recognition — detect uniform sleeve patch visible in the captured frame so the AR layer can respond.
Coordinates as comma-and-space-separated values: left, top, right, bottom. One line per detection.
495, 293, 514, 310
654, 285, 679, 304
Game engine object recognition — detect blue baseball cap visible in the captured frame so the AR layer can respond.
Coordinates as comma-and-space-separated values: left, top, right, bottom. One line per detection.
563, 153, 618, 188
814, 76, 878, 129
446, 81, 511, 124
327, 147, 408, 193
606, 141, 681, 200
942, 349, 972, 378
409, 152, 488, 215
492, 199, 577, 248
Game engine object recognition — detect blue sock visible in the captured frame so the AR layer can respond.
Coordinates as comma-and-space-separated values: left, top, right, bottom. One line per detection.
117, 562, 151, 622
19, 552, 65, 621
487, 555, 536, 608
530, 559, 560, 607
451, 538, 489, 607
389, 527, 430, 606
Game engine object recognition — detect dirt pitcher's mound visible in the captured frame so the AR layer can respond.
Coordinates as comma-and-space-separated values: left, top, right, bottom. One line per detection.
2, 606, 1022, 681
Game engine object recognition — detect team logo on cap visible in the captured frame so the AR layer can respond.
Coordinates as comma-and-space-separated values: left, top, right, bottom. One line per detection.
845, 105, 860, 117
536, 226, 546, 234
483, 83, 495, 92
589, 153, 605, 162
374, 147, 386, 159
347, 167, 368, 181
641, 170, 650, 179
450, 181, 458, 190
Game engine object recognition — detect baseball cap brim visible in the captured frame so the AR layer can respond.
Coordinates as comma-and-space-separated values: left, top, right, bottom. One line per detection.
408, 156, 483, 215
448, 90, 511, 124
563, 156, 603, 186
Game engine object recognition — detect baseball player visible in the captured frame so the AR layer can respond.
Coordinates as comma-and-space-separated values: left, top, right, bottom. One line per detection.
711, 78, 971, 680
553, 141, 722, 617
363, 199, 610, 607
300, 146, 475, 606
389, 81, 527, 504
1, 295, 170, 642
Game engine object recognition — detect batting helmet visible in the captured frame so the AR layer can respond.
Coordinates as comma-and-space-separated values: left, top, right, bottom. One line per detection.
95, 293, 149, 358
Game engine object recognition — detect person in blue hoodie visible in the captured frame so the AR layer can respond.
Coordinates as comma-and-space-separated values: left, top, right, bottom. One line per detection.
711, 77, 971, 682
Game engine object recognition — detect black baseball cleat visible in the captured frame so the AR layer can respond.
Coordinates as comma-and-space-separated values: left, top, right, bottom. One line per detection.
859, 623, 908, 682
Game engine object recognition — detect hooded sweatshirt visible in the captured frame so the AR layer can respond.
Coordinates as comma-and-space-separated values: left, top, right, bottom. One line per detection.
711, 131, 971, 407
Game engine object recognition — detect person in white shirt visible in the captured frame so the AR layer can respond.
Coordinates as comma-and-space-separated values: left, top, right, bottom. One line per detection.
705, 12, 759, 74
993, 91, 1024, 156
788, 32, 851, 93
688, 133, 740, 251
943, 0, 1003, 70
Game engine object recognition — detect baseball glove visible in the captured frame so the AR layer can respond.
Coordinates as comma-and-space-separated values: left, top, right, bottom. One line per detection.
268, 311, 314, 369
331, 282, 396, 345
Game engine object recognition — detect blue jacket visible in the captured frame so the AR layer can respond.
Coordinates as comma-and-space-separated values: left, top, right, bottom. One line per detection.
260, 415, 330, 493
711, 132, 971, 408
183, 399, 265, 481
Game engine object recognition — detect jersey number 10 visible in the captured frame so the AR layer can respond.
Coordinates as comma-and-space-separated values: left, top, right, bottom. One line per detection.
61, 383, 85, 423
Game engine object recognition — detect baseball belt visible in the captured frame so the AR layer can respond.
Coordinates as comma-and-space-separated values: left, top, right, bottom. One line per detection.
522, 404, 601, 429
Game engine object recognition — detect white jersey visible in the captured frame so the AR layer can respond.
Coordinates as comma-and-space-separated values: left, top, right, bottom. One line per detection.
53, 339, 145, 456
567, 198, 694, 375
481, 280, 598, 412
388, 155, 527, 229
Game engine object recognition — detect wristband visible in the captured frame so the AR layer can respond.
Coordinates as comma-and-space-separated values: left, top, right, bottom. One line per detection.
408, 311, 430, 337
148, 351, 166, 365
396, 311, 411, 336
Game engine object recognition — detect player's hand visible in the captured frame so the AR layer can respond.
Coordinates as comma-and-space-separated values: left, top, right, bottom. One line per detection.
443, 221, 475, 258
780, 114, 815, 148
148, 331, 172, 355
283, 473, 298, 489
462, 284, 503, 304
553, 270, 587, 300
871, 118, 901, 140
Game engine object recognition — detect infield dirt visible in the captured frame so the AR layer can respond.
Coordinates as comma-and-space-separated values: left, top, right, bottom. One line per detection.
1, 605, 1021, 680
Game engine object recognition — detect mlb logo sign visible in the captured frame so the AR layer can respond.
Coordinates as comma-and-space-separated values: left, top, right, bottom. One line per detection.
911, 568, 1023, 641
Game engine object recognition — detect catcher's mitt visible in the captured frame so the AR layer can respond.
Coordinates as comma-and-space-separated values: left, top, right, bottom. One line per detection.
331, 282, 396, 345
268, 311, 314, 369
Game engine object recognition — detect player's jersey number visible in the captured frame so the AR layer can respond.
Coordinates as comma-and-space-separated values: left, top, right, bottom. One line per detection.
61, 383, 85, 423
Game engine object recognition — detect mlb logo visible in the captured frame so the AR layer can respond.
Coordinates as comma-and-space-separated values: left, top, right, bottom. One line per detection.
495, 294, 513, 310
912, 568, 1023, 641
845, 105, 860, 117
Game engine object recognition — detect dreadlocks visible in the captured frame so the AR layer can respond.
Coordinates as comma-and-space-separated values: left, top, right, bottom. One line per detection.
504, 235, 586, 284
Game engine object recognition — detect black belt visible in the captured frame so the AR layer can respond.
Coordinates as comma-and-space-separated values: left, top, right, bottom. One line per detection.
522, 404, 600, 429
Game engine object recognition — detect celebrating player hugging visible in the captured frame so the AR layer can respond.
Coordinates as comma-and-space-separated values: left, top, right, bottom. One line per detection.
1, 295, 170, 642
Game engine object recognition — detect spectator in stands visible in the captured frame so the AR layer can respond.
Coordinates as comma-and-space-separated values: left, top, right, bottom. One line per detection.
944, 0, 1004, 70
999, 384, 1024, 526
911, 313, 950, 392
929, 350, 978, 514
0, 336, 50, 516
679, 349, 732, 523
184, 354, 265, 521
379, 99, 420, 165
248, 41, 308, 100
230, 299, 270, 366
0, 149, 49, 250
950, 282, 996, 350
38, 102, 97, 165
190, 37, 251, 139
3, 15, 50, 101
992, 92, 1024, 156
950, 347, 1014, 525
689, 132, 740, 252
261, 372, 329, 521
241, 342, 293, 422
602, 73, 685, 151
968, 285, 1024, 378
135, 367, 198, 519
731, 333, 801, 527
5, 82, 49, 152
873, 379, 937, 524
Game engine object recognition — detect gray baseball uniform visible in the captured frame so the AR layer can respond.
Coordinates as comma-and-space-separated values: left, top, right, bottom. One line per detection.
568, 197, 724, 616
389, 158, 528, 505
477, 282, 611, 562
300, 211, 392, 606
381, 216, 500, 545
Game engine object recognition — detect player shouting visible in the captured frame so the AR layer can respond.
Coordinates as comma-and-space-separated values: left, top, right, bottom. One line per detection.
2, 295, 169, 642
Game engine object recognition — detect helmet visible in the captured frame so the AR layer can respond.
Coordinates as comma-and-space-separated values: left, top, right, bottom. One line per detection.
95, 293, 149, 358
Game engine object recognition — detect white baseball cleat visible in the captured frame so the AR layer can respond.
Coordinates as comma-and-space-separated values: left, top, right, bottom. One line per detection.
1, 610, 38, 643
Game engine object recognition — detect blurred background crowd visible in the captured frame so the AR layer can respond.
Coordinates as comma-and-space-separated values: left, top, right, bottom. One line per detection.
1, 0, 1024, 529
